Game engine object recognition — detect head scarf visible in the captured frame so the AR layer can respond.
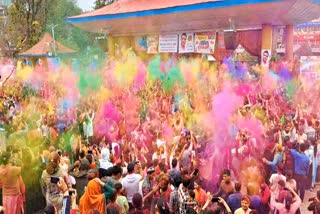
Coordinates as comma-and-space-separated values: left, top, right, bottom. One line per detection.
79, 180, 105, 214
101, 148, 110, 161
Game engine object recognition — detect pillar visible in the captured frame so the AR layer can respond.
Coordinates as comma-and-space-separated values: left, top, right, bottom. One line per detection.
261, 24, 273, 67
284, 25, 294, 62
108, 35, 115, 58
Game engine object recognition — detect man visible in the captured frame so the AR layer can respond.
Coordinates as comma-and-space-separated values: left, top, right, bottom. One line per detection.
290, 143, 310, 201
227, 182, 242, 213
234, 195, 252, 214
308, 190, 320, 213
269, 164, 286, 201
104, 165, 122, 187
142, 167, 155, 209
169, 176, 181, 214
247, 182, 262, 214
194, 181, 207, 207
121, 162, 144, 206
262, 50, 270, 66
213, 169, 235, 199
180, 33, 187, 51
304, 120, 316, 142
179, 175, 197, 214
262, 144, 284, 174
168, 158, 181, 184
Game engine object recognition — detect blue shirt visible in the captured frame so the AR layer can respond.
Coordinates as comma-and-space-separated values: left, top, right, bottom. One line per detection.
266, 151, 284, 173
250, 195, 262, 214
227, 192, 242, 213
290, 149, 310, 176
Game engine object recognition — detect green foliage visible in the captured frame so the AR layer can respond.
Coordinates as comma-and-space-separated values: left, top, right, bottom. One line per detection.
6, 0, 101, 55
6, 0, 49, 51
44, 0, 94, 51
94, 0, 116, 9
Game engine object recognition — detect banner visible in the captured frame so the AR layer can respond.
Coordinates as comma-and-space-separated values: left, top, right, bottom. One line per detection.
147, 35, 159, 54
178, 33, 194, 53
135, 36, 147, 51
158, 34, 178, 53
261, 49, 271, 67
300, 56, 320, 79
194, 32, 216, 54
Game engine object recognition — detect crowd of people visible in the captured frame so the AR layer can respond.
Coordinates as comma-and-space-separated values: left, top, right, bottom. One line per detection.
0, 53, 319, 214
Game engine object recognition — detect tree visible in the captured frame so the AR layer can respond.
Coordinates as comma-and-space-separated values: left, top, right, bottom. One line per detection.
45, 0, 94, 51
5, 0, 48, 51
94, 0, 116, 10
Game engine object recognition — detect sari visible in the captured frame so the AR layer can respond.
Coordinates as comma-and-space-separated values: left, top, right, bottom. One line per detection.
79, 180, 105, 214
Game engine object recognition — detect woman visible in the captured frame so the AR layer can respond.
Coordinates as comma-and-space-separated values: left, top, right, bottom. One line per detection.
115, 182, 129, 214
0, 151, 22, 214
99, 148, 113, 170
80, 178, 115, 214
79, 180, 106, 213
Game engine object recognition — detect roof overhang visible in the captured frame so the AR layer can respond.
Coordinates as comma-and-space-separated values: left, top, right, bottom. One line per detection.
66, 0, 320, 36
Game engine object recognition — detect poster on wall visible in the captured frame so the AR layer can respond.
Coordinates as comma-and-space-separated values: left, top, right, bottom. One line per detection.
178, 33, 194, 53
194, 32, 216, 54
134, 36, 147, 51
158, 34, 178, 53
300, 56, 320, 79
261, 49, 271, 67
147, 35, 159, 54
275, 27, 285, 53
217, 31, 225, 49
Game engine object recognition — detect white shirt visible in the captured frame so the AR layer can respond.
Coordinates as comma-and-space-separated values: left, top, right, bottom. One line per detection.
234, 208, 252, 214
122, 173, 142, 203
269, 173, 286, 200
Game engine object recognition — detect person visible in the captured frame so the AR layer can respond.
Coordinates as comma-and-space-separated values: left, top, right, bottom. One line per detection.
141, 167, 155, 210
83, 109, 95, 145
263, 144, 284, 174
179, 175, 197, 213
130, 193, 146, 214
40, 151, 70, 212
259, 182, 271, 214
79, 179, 107, 213
106, 191, 122, 214
227, 181, 242, 213
269, 164, 286, 201
99, 147, 113, 170
122, 162, 144, 207
115, 182, 129, 214
194, 181, 207, 207
270, 185, 301, 214
308, 190, 320, 213
180, 33, 187, 51
168, 158, 181, 184
56, 177, 78, 214
169, 176, 181, 214
290, 143, 310, 201
234, 195, 252, 214
0, 151, 22, 214
213, 169, 235, 199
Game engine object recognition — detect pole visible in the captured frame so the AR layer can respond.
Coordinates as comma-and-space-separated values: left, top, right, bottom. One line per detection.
49, 24, 59, 56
